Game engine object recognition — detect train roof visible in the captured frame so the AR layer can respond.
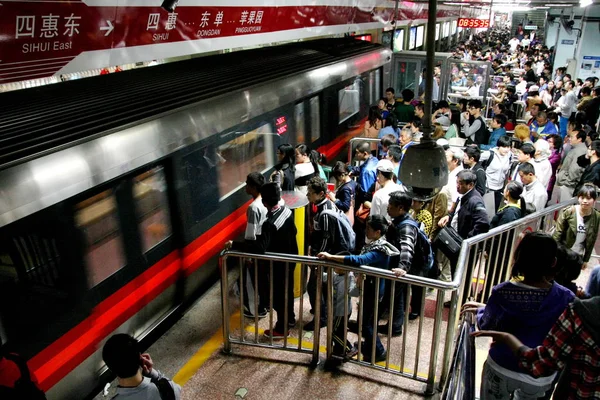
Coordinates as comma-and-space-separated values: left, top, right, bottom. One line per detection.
0, 38, 383, 170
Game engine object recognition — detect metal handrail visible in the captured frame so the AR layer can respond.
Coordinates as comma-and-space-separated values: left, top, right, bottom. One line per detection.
441, 311, 476, 400
223, 250, 461, 290
219, 196, 578, 396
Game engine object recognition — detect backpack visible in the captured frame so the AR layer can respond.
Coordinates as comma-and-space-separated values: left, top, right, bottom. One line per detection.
152, 377, 176, 400
0, 353, 47, 400
481, 150, 494, 170
320, 209, 356, 252
397, 218, 435, 276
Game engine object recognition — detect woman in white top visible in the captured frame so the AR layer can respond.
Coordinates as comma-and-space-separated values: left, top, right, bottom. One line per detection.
294, 144, 318, 194
553, 184, 600, 269
533, 139, 553, 190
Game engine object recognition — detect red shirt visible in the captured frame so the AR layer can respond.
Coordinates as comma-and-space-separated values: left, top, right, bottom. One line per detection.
518, 303, 600, 399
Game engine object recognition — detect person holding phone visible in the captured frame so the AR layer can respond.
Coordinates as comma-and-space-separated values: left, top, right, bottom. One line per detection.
102, 333, 181, 399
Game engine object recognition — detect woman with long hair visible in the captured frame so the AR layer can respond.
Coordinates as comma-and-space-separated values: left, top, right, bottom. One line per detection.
546, 134, 563, 200
463, 232, 575, 400
294, 144, 318, 194
328, 161, 357, 225
490, 181, 525, 228
270, 143, 295, 191
363, 105, 383, 138
540, 79, 555, 107
445, 109, 462, 139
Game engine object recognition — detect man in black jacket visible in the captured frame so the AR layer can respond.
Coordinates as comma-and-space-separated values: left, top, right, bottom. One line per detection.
227, 183, 298, 339
463, 145, 487, 197
574, 140, 600, 195
438, 170, 490, 303
580, 86, 600, 130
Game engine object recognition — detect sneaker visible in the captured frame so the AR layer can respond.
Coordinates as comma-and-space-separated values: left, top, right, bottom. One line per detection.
345, 346, 359, 360
303, 319, 327, 331
377, 324, 402, 337
263, 329, 288, 339
243, 307, 268, 319
362, 350, 387, 363
408, 312, 420, 321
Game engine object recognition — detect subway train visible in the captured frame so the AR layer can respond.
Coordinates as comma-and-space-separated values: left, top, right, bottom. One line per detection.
0, 38, 391, 399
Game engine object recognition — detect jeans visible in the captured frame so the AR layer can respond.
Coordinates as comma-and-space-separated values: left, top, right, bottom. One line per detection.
481, 359, 553, 400
587, 266, 600, 297
559, 116, 569, 139
361, 281, 385, 357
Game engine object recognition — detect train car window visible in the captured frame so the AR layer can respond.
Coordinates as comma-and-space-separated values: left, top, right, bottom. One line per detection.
451, 20, 458, 35
295, 102, 306, 144
217, 123, 275, 200
310, 96, 320, 142
436, 24, 440, 41
443, 22, 450, 38
133, 167, 172, 253
338, 79, 361, 124
409, 27, 417, 50
395, 60, 419, 94
393, 29, 404, 52
74, 190, 126, 288
416, 26, 424, 48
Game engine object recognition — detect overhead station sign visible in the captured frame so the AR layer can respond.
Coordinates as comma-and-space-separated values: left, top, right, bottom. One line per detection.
0, 0, 461, 84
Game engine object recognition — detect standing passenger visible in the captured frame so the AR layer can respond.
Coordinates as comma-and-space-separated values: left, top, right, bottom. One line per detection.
349, 141, 378, 207
318, 215, 400, 363
227, 183, 298, 338
271, 144, 295, 191
370, 159, 403, 222
294, 144, 318, 194
241, 172, 268, 318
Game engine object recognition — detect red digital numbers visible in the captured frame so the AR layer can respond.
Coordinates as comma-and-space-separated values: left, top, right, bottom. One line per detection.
275, 115, 288, 136
458, 18, 489, 29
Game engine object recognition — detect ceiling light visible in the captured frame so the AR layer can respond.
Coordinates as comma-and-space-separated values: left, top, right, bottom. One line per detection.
580, 0, 593, 6
544, 3, 573, 6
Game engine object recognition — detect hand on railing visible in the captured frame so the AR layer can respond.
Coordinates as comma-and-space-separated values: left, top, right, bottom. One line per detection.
224, 240, 233, 250
460, 301, 485, 316
391, 268, 407, 278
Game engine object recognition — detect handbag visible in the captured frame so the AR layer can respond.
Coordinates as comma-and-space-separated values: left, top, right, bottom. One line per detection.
355, 203, 370, 224
434, 225, 463, 261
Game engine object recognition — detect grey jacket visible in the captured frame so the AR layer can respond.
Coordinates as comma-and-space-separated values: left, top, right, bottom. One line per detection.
556, 143, 587, 188
111, 369, 181, 400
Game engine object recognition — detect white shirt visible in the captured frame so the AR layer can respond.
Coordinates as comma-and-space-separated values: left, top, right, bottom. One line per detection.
485, 149, 512, 191
572, 205, 587, 256
451, 188, 473, 230
533, 157, 552, 191
294, 162, 315, 194
466, 84, 481, 98
371, 181, 404, 222
245, 196, 268, 240
442, 165, 464, 212
523, 179, 548, 213
509, 38, 520, 52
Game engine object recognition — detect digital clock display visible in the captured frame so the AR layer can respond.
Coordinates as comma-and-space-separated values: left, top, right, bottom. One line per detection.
457, 18, 490, 29
275, 115, 288, 136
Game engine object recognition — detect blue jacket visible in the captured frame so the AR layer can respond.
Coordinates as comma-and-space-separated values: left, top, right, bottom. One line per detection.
480, 127, 505, 150
530, 120, 558, 139
350, 156, 378, 205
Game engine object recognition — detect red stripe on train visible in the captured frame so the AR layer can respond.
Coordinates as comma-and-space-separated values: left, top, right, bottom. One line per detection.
27, 134, 354, 392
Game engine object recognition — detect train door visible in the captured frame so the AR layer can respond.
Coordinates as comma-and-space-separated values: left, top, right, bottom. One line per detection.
445, 59, 492, 107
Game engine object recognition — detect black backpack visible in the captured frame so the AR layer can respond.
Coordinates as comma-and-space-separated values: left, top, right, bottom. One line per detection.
0, 353, 47, 400
151, 377, 176, 400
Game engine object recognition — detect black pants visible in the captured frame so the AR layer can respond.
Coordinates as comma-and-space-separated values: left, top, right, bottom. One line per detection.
273, 262, 296, 332
307, 266, 327, 324
332, 314, 353, 355
362, 281, 385, 357
410, 286, 424, 315
380, 280, 406, 332
242, 261, 269, 313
